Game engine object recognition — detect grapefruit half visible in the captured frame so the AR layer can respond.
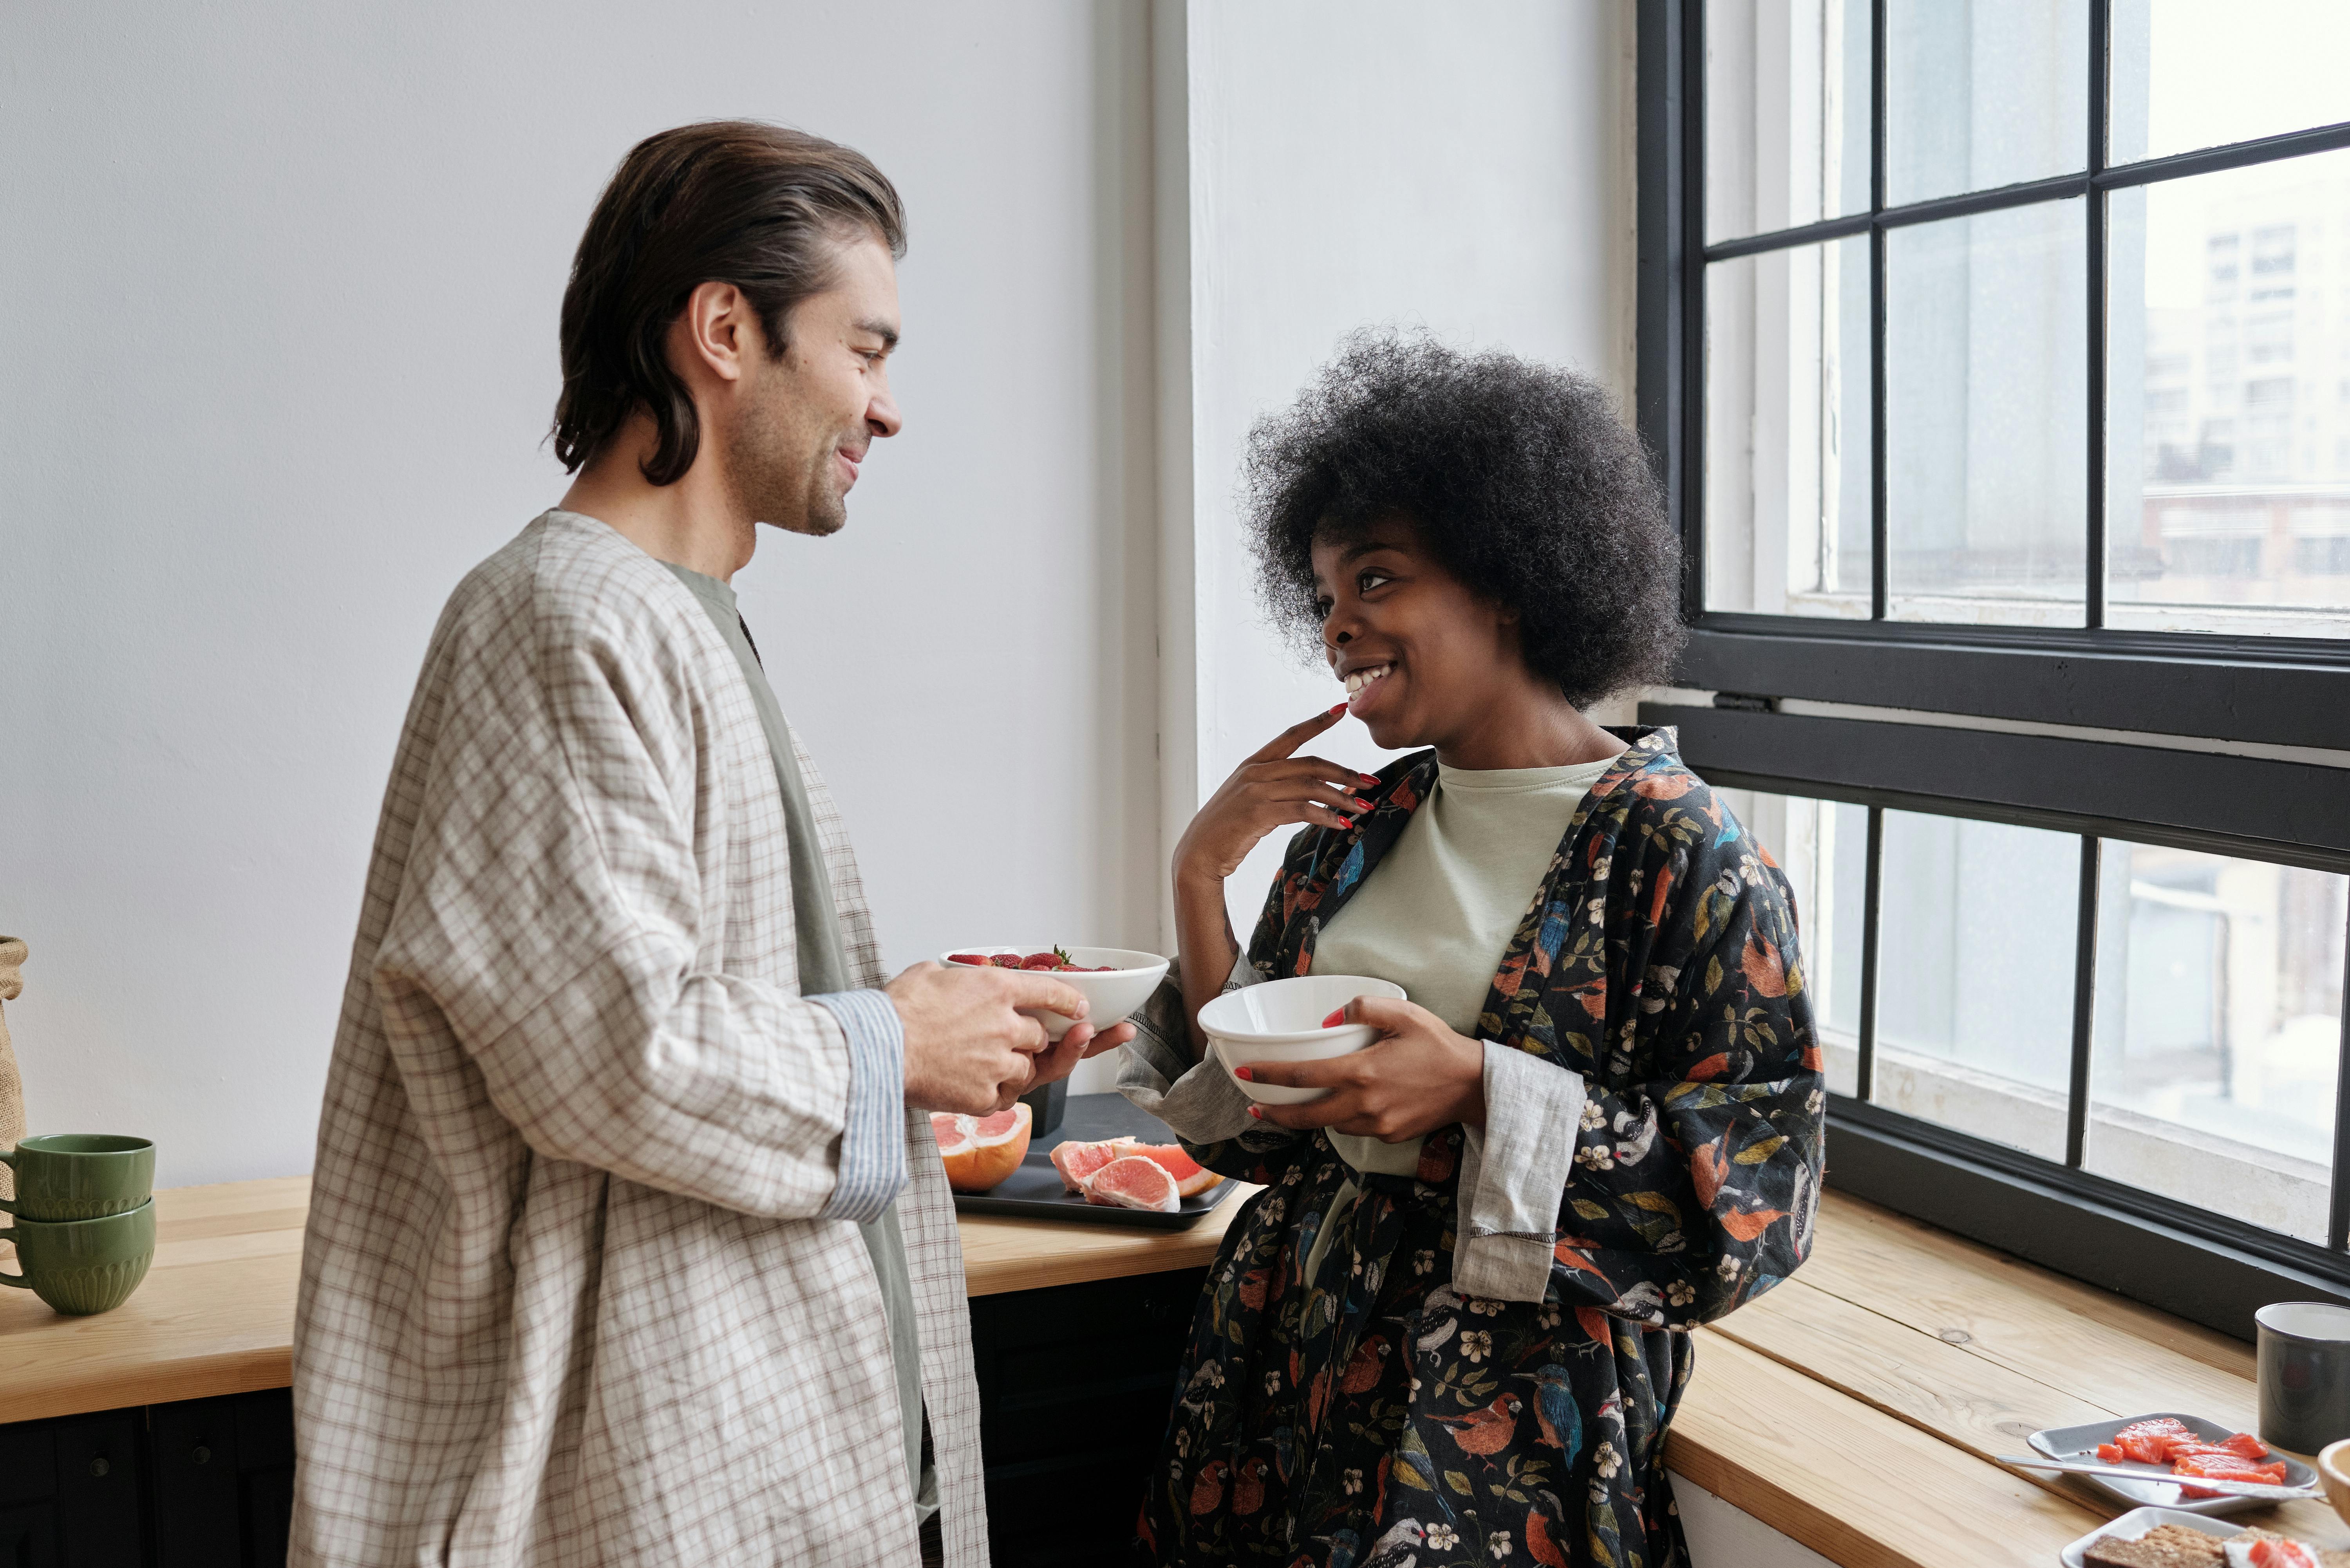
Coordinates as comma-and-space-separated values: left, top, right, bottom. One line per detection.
929, 1102, 1032, 1193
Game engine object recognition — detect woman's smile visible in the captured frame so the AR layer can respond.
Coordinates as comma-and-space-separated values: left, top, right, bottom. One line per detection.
1341, 660, 1396, 717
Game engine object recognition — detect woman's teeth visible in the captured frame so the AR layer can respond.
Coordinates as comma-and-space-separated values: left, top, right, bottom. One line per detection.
1342, 664, 1392, 695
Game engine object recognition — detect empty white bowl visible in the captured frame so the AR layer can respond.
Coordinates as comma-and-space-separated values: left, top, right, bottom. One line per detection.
941, 946, 1170, 1041
1198, 974, 1408, 1104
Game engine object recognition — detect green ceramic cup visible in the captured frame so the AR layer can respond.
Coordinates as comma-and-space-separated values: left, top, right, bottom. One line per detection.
0, 1133, 155, 1220
0, 1200, 155, 1315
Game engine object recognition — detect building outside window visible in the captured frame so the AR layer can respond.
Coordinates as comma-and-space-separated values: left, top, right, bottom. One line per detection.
1642, 0, 2350, 1330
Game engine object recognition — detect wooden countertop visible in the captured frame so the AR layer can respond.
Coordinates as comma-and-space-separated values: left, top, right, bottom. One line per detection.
3, 1179, 2335, 1566
0, 1176, 1255, 1427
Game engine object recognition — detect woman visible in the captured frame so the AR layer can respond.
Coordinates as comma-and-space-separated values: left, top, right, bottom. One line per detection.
1117, 336, 1822, 1568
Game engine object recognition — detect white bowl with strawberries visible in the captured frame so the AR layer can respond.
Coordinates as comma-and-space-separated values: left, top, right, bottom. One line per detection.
941, 945, 1169, 1041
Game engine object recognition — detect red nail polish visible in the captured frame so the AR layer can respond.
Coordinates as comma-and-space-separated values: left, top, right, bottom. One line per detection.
1248, 1106, 1264, 1119
1352, 797, 1373, 811
1233, 1066, 1253, 1081
1328, 701, 1348, 715
1359, 773, 1379, 785
1321, 1007, 1347, 1028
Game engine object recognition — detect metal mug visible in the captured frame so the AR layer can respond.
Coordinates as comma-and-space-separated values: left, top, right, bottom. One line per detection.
2258, 1301, 2350, 1453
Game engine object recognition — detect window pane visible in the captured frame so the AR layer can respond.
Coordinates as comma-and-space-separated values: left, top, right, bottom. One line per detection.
1886, 0, 2088, 206
1716, 788, 1869, 1095
1885, 200, 2088, 623
1705, 238, 1873, 615
1706, 0, 1871, 242
2086, 843, 2346, 1245
1873, 812, 2079, 1160
2111, 0, 2350, 167
2107, 152, 2350, 637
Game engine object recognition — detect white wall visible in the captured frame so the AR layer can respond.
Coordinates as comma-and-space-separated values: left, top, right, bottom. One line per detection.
0, 0, 1162, 1184
1166, 0, 1639, 934
0, 0, 1639, 1183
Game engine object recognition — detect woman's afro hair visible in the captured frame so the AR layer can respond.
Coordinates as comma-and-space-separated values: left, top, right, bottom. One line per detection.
1242, 332, 1683, 707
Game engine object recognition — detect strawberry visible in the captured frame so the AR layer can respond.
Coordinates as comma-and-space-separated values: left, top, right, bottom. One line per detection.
946, 953, 993, 967
1020, 952, 1062, 970
991, 955, 1023, 968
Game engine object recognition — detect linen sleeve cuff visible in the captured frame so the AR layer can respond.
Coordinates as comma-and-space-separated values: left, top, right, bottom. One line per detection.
1111, 951, 1263, 1145
809, 990, 908, 1223
1452, 1042, 1587, 1304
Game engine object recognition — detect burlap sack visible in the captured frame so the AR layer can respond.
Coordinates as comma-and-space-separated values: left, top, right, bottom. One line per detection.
0, 938, 24, 1203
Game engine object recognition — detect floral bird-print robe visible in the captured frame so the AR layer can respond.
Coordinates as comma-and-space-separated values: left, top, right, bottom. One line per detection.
1131, 729, 1823, 1568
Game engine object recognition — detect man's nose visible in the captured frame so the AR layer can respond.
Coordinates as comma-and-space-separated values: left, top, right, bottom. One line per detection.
867, 388, 903, 439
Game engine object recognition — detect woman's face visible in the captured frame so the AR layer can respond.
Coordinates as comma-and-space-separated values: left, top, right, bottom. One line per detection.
1311, 519, 1526, 753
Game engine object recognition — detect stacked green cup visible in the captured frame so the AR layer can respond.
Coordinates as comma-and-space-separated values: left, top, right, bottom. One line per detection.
0, 1134, 155, 1315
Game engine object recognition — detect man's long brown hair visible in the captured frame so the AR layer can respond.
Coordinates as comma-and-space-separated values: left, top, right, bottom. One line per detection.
551, 121, 906, 486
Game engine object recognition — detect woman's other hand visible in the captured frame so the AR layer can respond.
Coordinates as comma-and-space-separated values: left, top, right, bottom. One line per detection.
1238, 997, 1486, 1140
1172, 707, 1377, 886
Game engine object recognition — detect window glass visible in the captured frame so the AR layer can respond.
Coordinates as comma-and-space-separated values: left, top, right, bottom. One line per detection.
2110, 0, 2350, 168
1872, 812, 2079, 1160
1704, 237, 1873, 616
1885, 0, 2088, 206
2086, 843, 2346, 1244
2108, 152, 2350, 636
1706, 0, 1872, 242
1716, 788, 1869, 1095
1885, 200, 2088, 624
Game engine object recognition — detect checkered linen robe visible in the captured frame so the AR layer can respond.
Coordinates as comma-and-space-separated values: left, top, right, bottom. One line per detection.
292, 511, 985, 1566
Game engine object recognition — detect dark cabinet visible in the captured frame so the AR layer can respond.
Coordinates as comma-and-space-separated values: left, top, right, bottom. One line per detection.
0, 1394, 289, 1568
969, 1267, 1204, 1568
4, 1274, 1200, 1567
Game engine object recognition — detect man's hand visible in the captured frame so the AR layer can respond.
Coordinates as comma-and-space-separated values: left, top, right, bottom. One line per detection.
888, 961, 1094, 1114
1238, 997, 1486, 1140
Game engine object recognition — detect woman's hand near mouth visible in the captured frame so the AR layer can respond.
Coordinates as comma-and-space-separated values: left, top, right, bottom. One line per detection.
1171, 707, 1382, 1056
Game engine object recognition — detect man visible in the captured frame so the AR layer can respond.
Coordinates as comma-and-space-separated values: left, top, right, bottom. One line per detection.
291, 121, 1128, 1568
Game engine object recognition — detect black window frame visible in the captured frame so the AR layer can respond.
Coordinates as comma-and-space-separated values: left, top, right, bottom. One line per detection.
1637, 0, 2350, 1336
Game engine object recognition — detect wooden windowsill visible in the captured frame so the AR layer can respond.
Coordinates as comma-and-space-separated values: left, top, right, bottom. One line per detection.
0, 1179, 2332, 1566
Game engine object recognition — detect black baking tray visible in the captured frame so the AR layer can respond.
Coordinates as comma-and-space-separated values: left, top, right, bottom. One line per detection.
951, 1092, 1242, 1228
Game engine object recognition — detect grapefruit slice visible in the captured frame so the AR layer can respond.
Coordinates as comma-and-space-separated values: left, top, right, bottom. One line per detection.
1081, 1154, 1180, 1212
1048, 1136, 1134, 1192
1114, 1141, 1223, 1198
929, 1102, 1032, 1194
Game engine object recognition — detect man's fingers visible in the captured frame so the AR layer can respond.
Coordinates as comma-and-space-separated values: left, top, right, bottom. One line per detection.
998, 972, 1090, 1020
1081, 1021, 1137, 1058
1245, 705, 1346, 764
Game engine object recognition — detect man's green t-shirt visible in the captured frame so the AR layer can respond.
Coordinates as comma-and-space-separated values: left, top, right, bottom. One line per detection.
664, 563, 935, 1524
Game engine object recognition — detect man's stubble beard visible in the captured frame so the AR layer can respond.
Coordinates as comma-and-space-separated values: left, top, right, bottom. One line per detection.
728, 358, 847, 538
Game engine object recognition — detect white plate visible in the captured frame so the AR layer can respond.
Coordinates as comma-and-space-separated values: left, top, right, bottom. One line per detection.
2057, 1506, 2239, 1567
2030, 1411, 2316, 1516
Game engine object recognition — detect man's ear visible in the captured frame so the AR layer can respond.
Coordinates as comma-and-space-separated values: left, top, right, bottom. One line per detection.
671, 280, 756, 387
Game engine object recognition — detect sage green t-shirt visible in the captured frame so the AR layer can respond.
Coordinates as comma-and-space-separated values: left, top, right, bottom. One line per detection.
1310, 753, 1618, 1177
663, 564, 935, 1523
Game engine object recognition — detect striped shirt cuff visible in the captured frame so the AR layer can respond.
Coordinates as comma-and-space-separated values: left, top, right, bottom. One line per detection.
810, 990, 909, 1223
